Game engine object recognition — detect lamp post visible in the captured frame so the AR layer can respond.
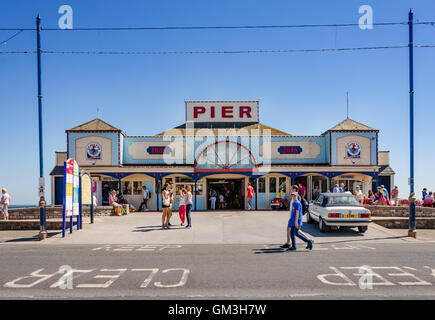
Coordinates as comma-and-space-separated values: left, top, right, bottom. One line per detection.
36, 15, 47, 240
408, 9, 416, 237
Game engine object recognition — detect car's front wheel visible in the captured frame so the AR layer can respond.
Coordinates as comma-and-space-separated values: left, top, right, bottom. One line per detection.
358, 226, 368, 233
306, 211, 314, 224
319, 218, 328, 232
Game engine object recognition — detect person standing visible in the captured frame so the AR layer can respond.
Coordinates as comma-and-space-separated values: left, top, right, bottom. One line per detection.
139, 186, 150, 212
1, 189, 11, 220
312, 185, 320, 200
298, 183, 306, 199
381, 185, 389, 201
422, 188, 428, 201
333, 184, 340, 193
354, 186, 364, 204
185, 185, 193, 228
339, 183, 345, 193
167, 182, 174, 226
391, 186, 399, 206
246, 183, 254, 210
281, 192, 313, 251
210, 189, 217, 210
161, 184, 170, 229
178, 187, 186, 226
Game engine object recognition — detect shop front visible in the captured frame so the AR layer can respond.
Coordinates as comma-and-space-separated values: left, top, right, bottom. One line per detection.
50, 100, 394, 211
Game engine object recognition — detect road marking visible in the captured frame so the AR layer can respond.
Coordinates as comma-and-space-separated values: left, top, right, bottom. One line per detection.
4, 269, 57, 289
131, 268, 159, 288
318, 266, 434, 287
154, 268, 190, 288
76, 269, 127, 288
4, 267, 190, 289
92, 244, 183, 252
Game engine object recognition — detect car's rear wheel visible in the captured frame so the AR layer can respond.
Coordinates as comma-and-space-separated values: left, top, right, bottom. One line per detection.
319, 218, 328, 232
358, 226, 368, 233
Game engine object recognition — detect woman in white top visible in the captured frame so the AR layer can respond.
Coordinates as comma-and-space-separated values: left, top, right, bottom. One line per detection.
178, 188, 186, 226
161, 184, 170, 229
185, 185, 193, 228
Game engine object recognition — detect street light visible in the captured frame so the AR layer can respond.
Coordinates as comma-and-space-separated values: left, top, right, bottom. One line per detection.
36, 14, 47, 240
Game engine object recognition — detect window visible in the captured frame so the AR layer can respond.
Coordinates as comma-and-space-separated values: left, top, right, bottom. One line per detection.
316, 195, 324, 206
175, 176, 194, 183
133, 181, 142, 195
258, 178, 265, 193
269, 177, 276, 193
122, 181, 132, 195
279, 177, 286, 193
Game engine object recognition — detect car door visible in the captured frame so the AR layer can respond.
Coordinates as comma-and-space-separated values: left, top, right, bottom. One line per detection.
311, 194, 324, 221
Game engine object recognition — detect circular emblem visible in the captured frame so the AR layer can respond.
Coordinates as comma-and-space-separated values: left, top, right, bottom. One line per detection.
87, 143, 102, 160
346, 142, 361, 159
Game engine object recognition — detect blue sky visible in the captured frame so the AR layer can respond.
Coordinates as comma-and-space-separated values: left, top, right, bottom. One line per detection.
1, 0, 434, 204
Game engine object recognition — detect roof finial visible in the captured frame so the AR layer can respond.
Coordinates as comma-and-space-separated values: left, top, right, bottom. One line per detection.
97, 107, 100, 119
346, 91, 349, 119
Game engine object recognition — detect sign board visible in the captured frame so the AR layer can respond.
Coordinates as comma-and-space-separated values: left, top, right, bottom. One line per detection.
147, 146, 172, 155
64, 158, 79, 217
278, 146, 303, 154
186, 101, 259, 123
81, 174, 92, 205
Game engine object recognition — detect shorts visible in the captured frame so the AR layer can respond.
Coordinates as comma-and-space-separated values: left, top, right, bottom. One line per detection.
162, 204, 170, 208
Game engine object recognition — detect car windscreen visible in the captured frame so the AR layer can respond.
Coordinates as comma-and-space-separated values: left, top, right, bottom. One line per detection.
326, 196, 362, 207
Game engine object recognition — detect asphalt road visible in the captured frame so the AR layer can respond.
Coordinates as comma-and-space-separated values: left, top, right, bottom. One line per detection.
1, 242, 434, 299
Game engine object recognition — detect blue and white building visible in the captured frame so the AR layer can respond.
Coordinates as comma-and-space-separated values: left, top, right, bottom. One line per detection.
50, 100, 395, 210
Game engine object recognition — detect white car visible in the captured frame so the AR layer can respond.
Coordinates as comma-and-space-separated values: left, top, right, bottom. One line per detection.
307, 193, 371, 233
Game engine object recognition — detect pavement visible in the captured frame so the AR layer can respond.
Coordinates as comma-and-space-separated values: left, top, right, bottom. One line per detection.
0, 211, 433, 245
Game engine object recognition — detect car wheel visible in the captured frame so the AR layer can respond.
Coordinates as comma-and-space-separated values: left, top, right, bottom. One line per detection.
319, 218, 328, 232
358, 226, 368, 233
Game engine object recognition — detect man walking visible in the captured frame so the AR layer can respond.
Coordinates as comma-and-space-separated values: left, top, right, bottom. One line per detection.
246, 183, 254, 210
210, 189, 217, 210
281, 192, 313, 251
139, 185, 150, 212
1, 188, 11, 220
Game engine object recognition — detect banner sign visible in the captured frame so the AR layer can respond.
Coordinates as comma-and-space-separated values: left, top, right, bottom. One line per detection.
64, 158, 79, 217
278, 146, 303, 154
147, 146, 172, 155
81, 174, 92, 205
186, 101, 259, 123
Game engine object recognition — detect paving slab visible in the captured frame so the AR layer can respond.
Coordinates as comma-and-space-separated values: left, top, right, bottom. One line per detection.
36, 211, 423, 245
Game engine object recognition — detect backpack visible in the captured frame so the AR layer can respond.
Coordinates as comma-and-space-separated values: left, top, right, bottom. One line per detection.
300, 198, 308, 215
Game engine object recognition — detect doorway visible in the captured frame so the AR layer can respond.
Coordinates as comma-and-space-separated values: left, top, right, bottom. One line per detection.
207, 178, 245, 210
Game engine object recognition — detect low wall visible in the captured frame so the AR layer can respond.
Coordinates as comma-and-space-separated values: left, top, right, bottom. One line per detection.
0, 220, 76, 230
372, 217, 435, 229
8, 206, 114, 220
364, 205, 435, 217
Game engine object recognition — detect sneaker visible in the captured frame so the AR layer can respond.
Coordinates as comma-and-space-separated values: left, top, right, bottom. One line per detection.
168, 222, 172, 226
287, 246, 297, 251
280, 243, 290, 248
306, 240, 313, 250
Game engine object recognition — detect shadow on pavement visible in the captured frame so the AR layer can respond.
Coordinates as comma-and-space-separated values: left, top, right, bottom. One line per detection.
3, 232, 60, 243
133, 225, 187, 233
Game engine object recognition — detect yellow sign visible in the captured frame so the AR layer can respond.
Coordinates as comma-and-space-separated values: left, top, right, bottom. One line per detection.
81, 174, 92, 205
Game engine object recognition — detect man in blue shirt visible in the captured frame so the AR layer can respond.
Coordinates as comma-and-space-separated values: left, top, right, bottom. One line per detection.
281, 192, 313, 251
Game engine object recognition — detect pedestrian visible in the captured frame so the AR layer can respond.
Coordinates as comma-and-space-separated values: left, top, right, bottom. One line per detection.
246, 183, 254, 210
375, 187, 386, 205
109, 190, 122, 214
161, 183, 171, 229
210, 189, 217, 210
422, 188, 428, 202
368, 190, 375, 204
381, 185, 389, 201
312, 185, 320, 200
339, 183, 345, 193
333, 184, 340, 193
1, 188, 11, 220
139, 185, 150, 212
298, 183, 306, 199
281, 192, 313, 251
391, 186, 399, 206
219, 193, 225, 209
178, 187, 186, 226
354, 186, 364, 204
185, 185, 193, 228
167, 182, 174, 226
